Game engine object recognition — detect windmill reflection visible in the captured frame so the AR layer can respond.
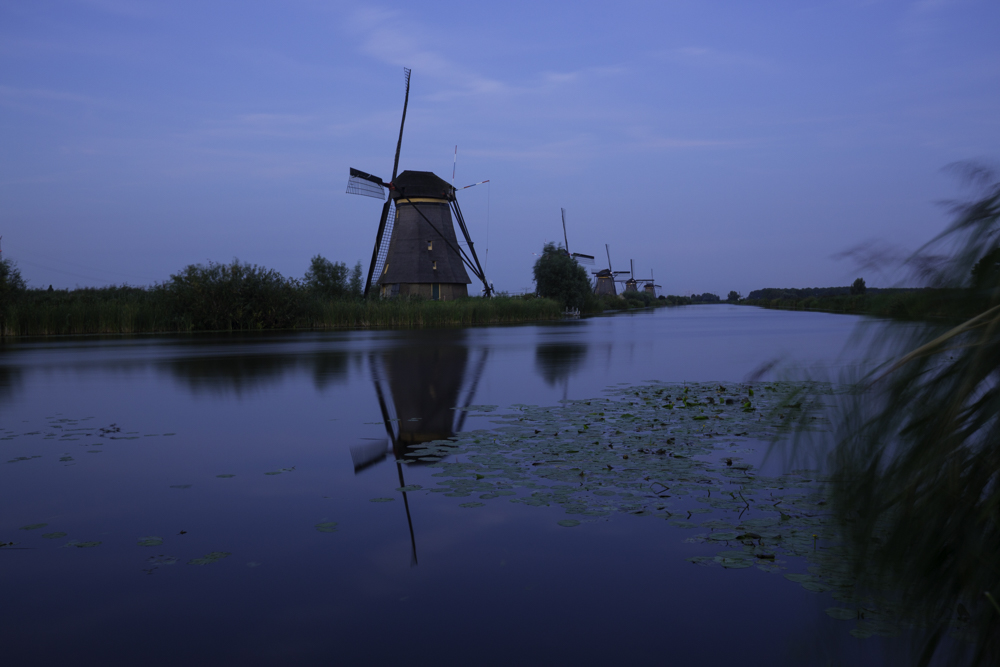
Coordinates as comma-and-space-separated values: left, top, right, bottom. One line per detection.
534, 341, 588, 401
350, 331, 488, 566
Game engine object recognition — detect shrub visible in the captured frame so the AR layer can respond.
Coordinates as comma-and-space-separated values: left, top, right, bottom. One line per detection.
159, 259, 305, 331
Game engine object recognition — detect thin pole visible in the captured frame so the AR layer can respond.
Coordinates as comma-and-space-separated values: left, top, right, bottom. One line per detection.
452, 145, 457, 185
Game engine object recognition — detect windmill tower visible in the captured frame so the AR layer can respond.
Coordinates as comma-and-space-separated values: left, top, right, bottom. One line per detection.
642, 269, 661, 297
346, 68, 491, 300
623, 259, 639, 293
593, 244, 629, 296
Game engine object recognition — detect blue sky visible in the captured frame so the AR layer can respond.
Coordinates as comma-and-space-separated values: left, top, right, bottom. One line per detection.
2, 0, 999, 295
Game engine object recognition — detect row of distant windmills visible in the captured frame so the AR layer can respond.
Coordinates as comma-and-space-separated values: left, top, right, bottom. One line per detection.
345, 68, 661, 300
558, 208, 662, 298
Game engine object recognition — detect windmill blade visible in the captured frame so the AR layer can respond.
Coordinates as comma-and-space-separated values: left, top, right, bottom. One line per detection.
391, 68, 411, 182
561, 208, 570, 255
346, 168, 387, 199
350, 438, 390, 474
364, 200, 396, 296
571, 253, 595, 265
460, 180, 489, 189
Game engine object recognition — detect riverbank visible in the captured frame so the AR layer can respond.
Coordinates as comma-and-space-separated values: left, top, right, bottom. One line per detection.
0, 288, 566, 337
741, 288, 986, 321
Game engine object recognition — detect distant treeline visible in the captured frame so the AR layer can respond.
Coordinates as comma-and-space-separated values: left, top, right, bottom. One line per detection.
742, 289, 987, 321
0, 257, 563, 337
746, 286, 924, 300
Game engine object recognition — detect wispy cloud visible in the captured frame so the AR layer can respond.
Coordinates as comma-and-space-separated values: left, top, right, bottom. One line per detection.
656, 46, 773, 70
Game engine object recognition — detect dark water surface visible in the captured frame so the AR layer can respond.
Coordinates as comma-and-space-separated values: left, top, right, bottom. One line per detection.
1, 306, 915, 665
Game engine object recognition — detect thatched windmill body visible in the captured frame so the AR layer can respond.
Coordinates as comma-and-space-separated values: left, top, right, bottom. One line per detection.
346, 68, 491, 300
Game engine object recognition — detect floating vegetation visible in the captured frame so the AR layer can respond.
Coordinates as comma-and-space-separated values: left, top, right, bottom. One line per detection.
64, 541, 101, 548
216, 474, 236, 478
369, 497, 394, 503
315, 522, 337, 533
188, 551, 231, 565
20, 523, 48, 531
396, 485, 422, 492
264, 467, 295, 476
396, 381, 888, 633
42, 532, 67, 539
137, 536, 164, 547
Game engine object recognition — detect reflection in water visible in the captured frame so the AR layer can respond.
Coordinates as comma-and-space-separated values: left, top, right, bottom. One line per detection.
0, 365, 23, 413
352, 331, 488, 565
534, 343, 588, 387
163, 349, 350, 395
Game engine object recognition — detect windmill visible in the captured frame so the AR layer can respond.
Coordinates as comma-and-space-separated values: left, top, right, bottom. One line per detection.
592, 244, 629, 296
623, 259, 639, 293
559, 209, 594, 265
346, 68, 492, 300
642, 269, 662, 297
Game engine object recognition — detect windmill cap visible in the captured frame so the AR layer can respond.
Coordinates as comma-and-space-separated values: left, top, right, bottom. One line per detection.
390, 170, 455, 201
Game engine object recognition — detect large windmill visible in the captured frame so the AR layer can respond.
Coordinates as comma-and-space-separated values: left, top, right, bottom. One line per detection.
592, 244, 630, 296
346, 68, 492, 300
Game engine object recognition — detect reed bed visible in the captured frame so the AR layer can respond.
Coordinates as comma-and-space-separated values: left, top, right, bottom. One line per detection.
0, 289, 563, 337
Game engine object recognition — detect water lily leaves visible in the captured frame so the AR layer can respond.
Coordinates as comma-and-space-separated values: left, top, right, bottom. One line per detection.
188, 551, 231, 565
137, 536, 163, 547
216, 474, 236, 478
826, 607, 858, 620
557, 519, 581, 527
459, 502, 485, 508
42, 532, 67, 539
64, 541, 101, 548
396, 485, 422, 492
315, 522, 338, 533
20, 523, 47, 531
708, 531, 739, 541
369, 497, 394, 503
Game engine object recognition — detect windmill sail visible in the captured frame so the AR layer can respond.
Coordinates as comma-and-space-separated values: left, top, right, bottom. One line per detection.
346, 168, 386, 199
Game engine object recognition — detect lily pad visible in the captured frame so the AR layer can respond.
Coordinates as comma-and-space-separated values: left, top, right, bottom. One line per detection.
396, 485, 422, 492
315, 522, 338, 533
557, 519, 581, 527
188, 551, 231, 565
42, 532, 67, 539
459, 502, 485, 508
64, 541, 101, 548
369, 497, 395, 503
137, 536, 163, 547
20, 523, 47, 531
826, 607, 858, 620
216, 474, 236, 478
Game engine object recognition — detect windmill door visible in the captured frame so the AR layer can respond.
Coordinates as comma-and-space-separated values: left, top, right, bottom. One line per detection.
432, 284, 440, 300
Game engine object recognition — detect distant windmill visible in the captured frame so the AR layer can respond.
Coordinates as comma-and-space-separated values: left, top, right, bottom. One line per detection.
592, 244, 629, 296
559, 209, 595, 265
346, 68, 492, 299
643, 269, 662, 297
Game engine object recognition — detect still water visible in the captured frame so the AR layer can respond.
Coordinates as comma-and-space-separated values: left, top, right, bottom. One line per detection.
1, 305, 912, 665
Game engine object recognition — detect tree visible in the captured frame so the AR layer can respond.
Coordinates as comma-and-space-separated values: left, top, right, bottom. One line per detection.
970, 246, 1000, 291
348, 261, 364, 297
727, 290, 741, 303
533, 242, 592, 309
850, 277, 867, 295
304, 255, 349, 299
0, 258, 26, 304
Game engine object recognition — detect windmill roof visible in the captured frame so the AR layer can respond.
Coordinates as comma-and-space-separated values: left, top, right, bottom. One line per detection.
391, 170, 455, 201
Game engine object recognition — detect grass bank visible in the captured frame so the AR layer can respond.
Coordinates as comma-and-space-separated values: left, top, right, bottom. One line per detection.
741, 289, 987, 321
0, 287, 563, 337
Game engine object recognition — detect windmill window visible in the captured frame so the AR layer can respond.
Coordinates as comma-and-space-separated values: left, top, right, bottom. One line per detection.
427, 241, 433, 250
432, 261, 437, 270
